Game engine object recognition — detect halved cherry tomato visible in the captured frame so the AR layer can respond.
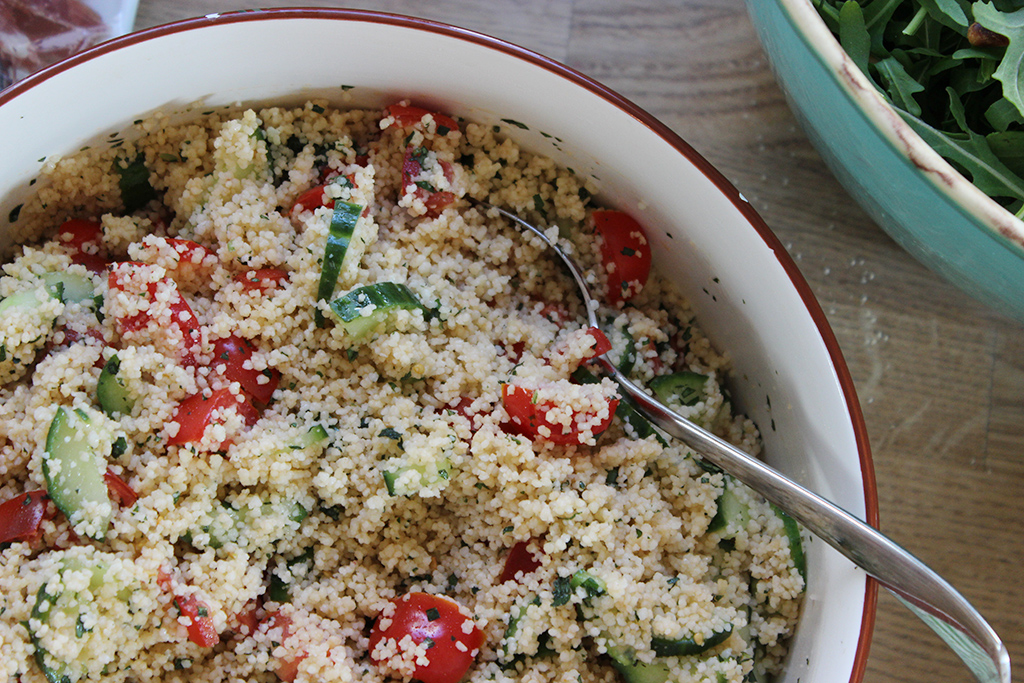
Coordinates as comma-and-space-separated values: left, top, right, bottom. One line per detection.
104, 470, 138, 508
57, 219, 108, 272
593, 210, 651, 305
167, 387, 259, 447
234, 268, 288, 293
0, 490, 52, 545
584, 327, 612, 359
262, 612, 308, 682
499, 540, 543, 583
176, 593, 219, 647
211, 335, 280, 405
369, 592, 483, 683
231, 601, 261, 636
384, 104, 459, 135
157, 570, 219, 647
290, 183, 333, 217
501, 383, 618, 445
154, 238, 218, 285
107, 262, 203, 367
401, 147, 455, 218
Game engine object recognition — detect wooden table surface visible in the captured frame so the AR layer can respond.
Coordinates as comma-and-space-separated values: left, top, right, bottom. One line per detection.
127, 2, 1024, 682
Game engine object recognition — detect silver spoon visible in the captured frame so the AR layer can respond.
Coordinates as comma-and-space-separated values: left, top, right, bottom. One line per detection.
474, 199, 1011, 683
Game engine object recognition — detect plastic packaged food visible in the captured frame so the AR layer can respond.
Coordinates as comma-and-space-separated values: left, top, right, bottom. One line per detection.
0, 0, 139, 88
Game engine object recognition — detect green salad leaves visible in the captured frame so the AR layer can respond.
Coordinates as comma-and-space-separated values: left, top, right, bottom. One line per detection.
813, 0, 1024, 214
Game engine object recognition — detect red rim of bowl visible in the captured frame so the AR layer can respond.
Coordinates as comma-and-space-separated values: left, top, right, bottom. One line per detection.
0, 8, 879, 682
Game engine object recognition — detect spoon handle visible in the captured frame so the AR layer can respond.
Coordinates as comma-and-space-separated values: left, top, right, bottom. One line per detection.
602, 362, 1011, 683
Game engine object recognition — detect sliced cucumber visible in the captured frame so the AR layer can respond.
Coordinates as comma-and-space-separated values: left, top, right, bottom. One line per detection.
501, 595, 542, 663
650, 625, 733, 657
708, 476, 749, 541
0, 286, 53, 314
649, 371, 708, 408
772, 503, 807, 583
43, 407, 114, 540
383, 458, 452, 496
97, 354, 135, 417
28, 555, 131, 683
329, 282, 424, 342
41, 272, 96, 304
294, 423, 329, 449
268, 547, 314, 603
570, 569, 607, 599
606, 643, 671, 683
186, 499, 309, 550
315, 201, 363, 327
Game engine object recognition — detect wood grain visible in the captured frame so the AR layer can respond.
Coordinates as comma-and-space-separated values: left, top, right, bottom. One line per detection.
127, 2, 1024, 682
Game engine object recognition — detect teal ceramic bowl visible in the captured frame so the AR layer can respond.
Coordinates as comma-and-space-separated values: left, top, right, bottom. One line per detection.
747, 0, 1024, 323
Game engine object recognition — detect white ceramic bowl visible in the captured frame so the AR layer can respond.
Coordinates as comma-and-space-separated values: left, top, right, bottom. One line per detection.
0, 9, 878, 683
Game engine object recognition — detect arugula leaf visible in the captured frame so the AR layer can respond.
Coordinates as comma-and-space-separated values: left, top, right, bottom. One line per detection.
973, 2, 1024, 117
898, 89, 1024, 202
813, 0, 1024, 210
919, 0, 971, 31
876, 56, 926, 115
839, 1, 872, 75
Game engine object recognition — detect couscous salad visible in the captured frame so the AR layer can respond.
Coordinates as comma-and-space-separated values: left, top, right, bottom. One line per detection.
0, 101, 804, 683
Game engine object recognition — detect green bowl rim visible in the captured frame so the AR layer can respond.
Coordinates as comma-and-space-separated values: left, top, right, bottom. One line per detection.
774, 0, 1024, 261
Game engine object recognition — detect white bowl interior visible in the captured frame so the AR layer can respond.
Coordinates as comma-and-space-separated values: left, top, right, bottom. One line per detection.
0, 11, 876, 682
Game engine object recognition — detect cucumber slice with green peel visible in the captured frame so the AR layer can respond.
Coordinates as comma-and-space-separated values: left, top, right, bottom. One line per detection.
708, 476, 749, 540
315, 201, 363, 327
97, 354, 135, 417
772, 503, 807, 583
606, 644, 671, 683
603, 317, 636, 375
570, 569, 607, 598
383, 458, 452, 496
28, 556, 132, 683
268, 547, 314, 603
43, 407, 114, 540
41, 272, 96, 304
650, 625, 733, 657
649, 371, 708, 408
329, 282, 424, 342
294, 423, 329, 449
0, 286, 54, 314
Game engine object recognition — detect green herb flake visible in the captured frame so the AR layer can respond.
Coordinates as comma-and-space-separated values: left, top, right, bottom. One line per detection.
552, 576, 572, 606
501, 118, 529, 130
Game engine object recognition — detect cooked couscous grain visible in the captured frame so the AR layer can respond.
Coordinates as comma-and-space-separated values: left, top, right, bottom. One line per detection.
0, 101, 803, 683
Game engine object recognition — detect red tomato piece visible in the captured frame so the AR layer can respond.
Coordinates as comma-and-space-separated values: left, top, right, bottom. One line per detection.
384, 104, 459, 135
230, 600, 261, 636
500, 383, 618, 445
290, 183, 333, 219
584, 327, 612, 359
175, 592, 219, 647
211, 335, 280, 405
401, 147, 455, 218
167, 387, 259, 447
157, 238, 218, 286
499, 540, 544, 583
107, 262, 203, 367
104, 470, 138, 508
0, 490, 51, 545
57, 218, 108, 272
235, 268, 288, 293
261, 612, 308, 682
592, 210, 652, 305
369, 593, 483, 683
156, 571, 219, 647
